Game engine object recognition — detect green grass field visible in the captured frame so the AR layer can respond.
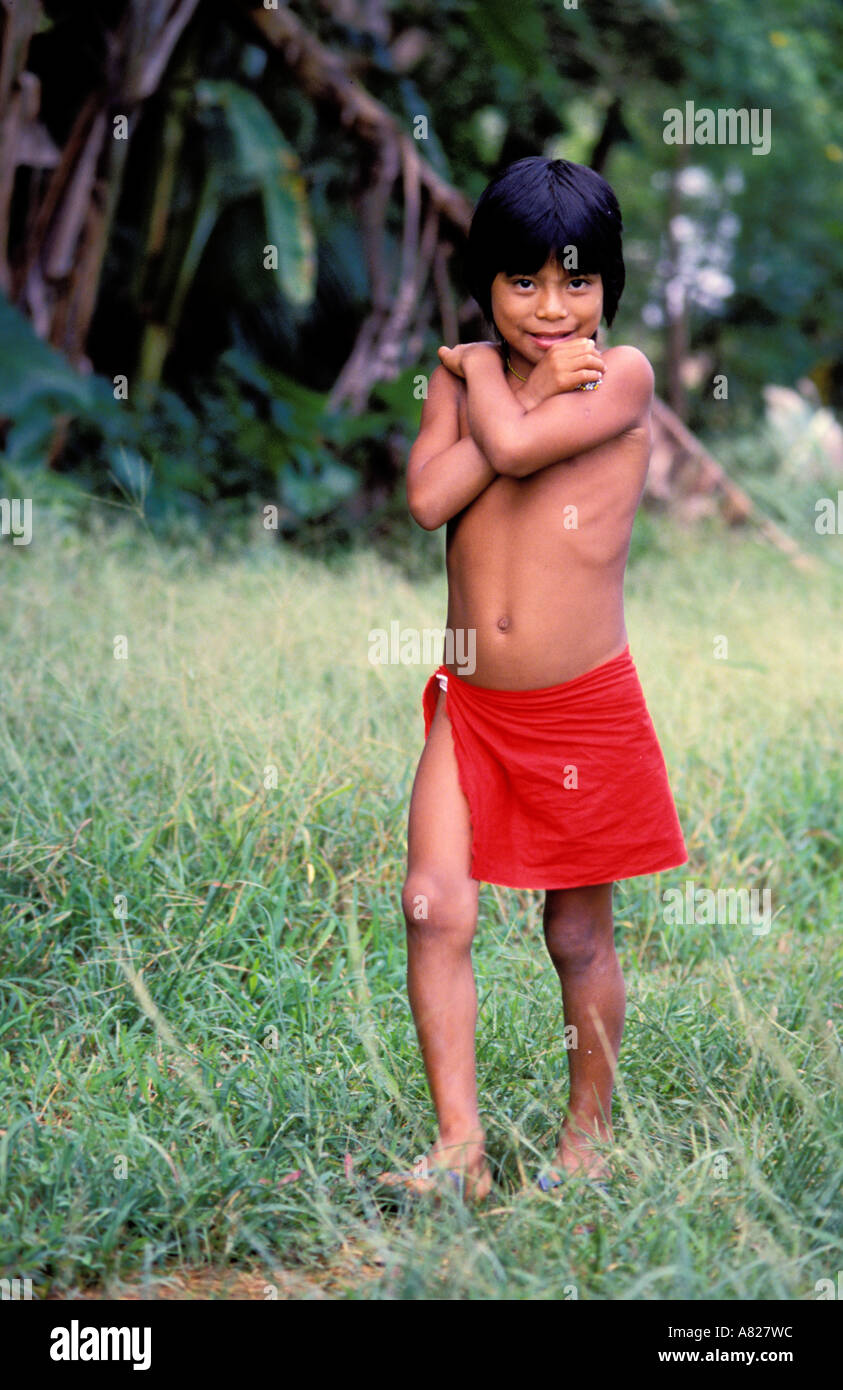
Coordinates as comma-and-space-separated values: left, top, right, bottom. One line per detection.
1, 509, 841, 1299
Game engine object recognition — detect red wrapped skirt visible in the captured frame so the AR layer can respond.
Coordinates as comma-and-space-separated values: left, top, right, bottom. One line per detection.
421, 644, 687, 890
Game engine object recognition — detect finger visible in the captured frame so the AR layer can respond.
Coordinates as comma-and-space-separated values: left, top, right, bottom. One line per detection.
552, 338, 600, 361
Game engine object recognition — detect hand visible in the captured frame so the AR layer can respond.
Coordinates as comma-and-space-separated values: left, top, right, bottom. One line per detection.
519, 337, 605, 404
437, 341, 502, 379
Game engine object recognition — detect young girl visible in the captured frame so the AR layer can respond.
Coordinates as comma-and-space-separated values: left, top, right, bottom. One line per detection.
377, 157, 687, 1203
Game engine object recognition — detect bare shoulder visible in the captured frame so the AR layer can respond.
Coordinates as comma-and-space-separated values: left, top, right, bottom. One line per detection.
601, 344, 655, 396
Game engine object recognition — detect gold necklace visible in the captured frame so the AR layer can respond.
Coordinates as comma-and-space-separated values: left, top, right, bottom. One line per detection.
505, 350, 601, 391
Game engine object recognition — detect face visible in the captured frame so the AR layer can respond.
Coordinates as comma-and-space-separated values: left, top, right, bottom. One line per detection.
489, 254, 604, 377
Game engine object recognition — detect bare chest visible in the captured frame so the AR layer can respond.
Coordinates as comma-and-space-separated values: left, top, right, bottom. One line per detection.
453, 381, 649, 531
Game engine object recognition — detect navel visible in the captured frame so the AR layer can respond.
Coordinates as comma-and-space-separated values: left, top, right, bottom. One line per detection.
496, 615, 511, 632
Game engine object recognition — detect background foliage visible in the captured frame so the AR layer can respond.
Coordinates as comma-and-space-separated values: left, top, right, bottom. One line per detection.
0, 0, 841, 554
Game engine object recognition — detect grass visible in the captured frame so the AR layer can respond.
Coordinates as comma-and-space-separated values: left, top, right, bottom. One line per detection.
1, 506, 841, 1299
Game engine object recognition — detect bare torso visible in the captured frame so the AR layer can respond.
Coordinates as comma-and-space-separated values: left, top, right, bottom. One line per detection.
444, 350, 651, 688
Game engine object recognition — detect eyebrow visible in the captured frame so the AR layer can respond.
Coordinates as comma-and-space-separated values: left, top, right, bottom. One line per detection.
507, 269, 594, 279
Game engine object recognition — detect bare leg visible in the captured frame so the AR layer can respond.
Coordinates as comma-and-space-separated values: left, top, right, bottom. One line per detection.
378, 689, 491, 1199
542, 882, 625, 1180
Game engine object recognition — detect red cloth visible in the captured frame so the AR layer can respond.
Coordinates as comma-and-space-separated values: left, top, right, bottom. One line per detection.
421, 644, 687, 890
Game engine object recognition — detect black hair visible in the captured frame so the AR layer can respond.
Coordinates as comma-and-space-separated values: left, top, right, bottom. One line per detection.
463, 156, 625, 335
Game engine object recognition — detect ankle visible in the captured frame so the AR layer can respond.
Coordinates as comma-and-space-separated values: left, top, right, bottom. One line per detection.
435, 1124, 486, 1154
560, 1118, 612, 1148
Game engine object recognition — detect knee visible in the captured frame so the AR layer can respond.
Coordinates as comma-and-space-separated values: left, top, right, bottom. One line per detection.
543, 905, 613, 973
401, 871, 477, 946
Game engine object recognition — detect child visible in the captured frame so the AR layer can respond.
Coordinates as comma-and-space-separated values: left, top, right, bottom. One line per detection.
377, 157, 687, 1203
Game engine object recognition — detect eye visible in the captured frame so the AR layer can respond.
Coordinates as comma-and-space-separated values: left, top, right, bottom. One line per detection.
512, 277, 534, 288
568, 277, 591, 289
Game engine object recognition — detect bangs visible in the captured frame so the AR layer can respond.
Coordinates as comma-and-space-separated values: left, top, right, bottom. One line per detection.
499, 235, 605, 281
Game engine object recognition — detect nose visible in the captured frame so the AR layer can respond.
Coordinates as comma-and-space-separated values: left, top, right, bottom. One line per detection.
535, 291, 569, 321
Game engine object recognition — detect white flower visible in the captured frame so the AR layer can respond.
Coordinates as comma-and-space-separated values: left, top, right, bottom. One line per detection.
676, 166, 712, 198
669, 214, 697, 243
695, 267, 734, 301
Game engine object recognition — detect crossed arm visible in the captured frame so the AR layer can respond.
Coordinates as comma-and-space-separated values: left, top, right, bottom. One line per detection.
462, 344, 654, 478
406, 345, 653, 530
406, 364, 503, 531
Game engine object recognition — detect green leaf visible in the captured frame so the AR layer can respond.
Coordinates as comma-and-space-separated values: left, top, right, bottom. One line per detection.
0, 293, 96, 415
194, 80, 316, 307
281, 458, 358, 518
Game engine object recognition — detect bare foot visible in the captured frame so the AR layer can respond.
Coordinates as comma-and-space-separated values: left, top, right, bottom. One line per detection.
376, 1134, 492, 1203
548, 1119, 612, 1183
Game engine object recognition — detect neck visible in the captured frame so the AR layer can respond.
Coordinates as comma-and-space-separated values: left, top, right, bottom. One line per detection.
504, 347, 533, 381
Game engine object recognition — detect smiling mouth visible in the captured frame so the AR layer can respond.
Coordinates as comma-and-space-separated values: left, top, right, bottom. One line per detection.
528, 330, 575, 343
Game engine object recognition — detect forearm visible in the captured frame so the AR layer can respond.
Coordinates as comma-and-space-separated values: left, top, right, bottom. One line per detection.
408, 432, 499, 531
464, 351, 538, 470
